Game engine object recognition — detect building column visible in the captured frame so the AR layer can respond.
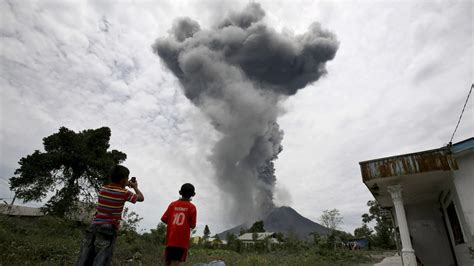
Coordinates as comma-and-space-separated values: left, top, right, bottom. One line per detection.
388, 185, 417, 266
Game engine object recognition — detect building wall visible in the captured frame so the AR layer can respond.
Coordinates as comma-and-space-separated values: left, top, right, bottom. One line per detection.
451, 151, 474, 266
405, 202, 455, 266
441, 182, 473, 266
453, 152, 474, 240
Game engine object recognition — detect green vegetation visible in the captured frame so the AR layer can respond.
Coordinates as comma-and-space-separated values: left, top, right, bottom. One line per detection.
0, 215, 163, 265
319, 209, 344, 230
0, 215, 384, 265
247, 220, 265, 233
354, 200, 396, 249
0, 215, 84, 265
9, 126, 126, 216
186, 248, 376, 266
203, 224, 211, 241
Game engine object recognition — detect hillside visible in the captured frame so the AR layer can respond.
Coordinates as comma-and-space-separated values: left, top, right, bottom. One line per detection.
218, 206, 331, 239
0, 214, 162, 265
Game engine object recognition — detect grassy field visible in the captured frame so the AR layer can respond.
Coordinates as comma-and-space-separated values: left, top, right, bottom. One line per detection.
0, 215, 384, 265
184, 249, 380, 266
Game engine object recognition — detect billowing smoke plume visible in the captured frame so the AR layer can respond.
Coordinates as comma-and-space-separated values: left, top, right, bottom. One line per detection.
153, 3, 338, 222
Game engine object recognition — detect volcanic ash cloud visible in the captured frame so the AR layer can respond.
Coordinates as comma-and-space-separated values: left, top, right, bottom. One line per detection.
153, 3, 339, 222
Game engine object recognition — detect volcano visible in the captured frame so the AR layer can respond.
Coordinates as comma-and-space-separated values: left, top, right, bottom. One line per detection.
218, 206, 331, 240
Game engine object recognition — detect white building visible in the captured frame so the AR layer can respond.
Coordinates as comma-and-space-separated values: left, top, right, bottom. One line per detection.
237, 232, 280, 246
360, 137, 474, 266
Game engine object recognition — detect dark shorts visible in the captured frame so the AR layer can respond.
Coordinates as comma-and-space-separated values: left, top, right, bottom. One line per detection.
164, 246, 188, 262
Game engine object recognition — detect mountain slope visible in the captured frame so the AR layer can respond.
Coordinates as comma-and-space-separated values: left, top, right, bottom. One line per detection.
218, 206, 330, 239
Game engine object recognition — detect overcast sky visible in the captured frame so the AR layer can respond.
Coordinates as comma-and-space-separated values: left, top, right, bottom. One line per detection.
1, 0, 472, 235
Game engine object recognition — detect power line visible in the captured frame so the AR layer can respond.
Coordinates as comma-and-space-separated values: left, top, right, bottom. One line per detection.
450, 84, 473, 144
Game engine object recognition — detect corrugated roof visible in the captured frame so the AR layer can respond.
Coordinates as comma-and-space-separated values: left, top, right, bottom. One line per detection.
452, 137, 474, 154
359, 137, 473, 182
360, 148, 457, 182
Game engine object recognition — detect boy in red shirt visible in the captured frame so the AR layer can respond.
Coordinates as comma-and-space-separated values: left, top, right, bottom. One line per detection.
161, 183, 197, 266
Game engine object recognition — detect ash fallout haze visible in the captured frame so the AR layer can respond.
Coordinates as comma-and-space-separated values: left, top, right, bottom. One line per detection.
0, 0, 472, 235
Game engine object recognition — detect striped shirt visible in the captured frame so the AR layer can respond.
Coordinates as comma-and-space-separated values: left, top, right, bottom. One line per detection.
93, 184, 138, 228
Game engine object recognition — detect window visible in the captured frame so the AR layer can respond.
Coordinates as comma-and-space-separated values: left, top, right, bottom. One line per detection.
446, 202, 464, 245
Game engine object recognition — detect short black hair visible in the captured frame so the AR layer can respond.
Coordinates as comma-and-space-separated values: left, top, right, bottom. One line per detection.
110, 165, 130, 183
179, 183, 195, 199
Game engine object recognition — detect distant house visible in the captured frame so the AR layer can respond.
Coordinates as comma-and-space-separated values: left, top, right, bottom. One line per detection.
345, 238, 369, 249
191, 236, 202, 244
237, 232, 280, 246
207, 237, 226, 247
190, 236, 227, 247
359, 137, 474, 266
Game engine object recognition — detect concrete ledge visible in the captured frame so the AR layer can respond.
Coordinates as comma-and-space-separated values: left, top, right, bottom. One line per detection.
0, 204, 44, 216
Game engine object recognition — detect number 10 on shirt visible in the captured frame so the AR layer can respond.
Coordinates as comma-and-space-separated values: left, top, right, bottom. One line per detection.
172, 212, 185, 225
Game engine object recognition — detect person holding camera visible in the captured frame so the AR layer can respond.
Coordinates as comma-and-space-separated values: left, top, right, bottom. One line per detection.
76, 165, 144, 266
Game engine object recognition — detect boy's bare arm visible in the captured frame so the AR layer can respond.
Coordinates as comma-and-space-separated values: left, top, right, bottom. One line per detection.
134, 187, 144, 202
130, 180, 144, 202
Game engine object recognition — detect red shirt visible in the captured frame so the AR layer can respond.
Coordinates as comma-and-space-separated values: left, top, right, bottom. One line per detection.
161, 199, 197, 248
93, 184, 137, 228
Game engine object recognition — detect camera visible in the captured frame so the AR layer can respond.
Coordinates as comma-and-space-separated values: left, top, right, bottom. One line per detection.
127, 177, 137, 188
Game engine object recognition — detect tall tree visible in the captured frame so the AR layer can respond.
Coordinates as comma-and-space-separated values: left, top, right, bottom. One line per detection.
354, 223, 373, 239
361, 200, 395, 249
319, 209, 343, 230
9, 127, 126, 216
203, 225, 211, 240
248, 220, 265, 233
147, 222, 167, 245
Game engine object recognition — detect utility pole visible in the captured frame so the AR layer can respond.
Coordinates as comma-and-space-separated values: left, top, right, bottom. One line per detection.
10, 194, 16, 206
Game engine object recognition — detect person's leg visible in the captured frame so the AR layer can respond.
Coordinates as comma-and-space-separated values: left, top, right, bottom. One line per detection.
76, 224, 97, 266
170, 260, 180, 266
93, 224, 117, 266
164, 247, 172, 266
164, 247, 186, 266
